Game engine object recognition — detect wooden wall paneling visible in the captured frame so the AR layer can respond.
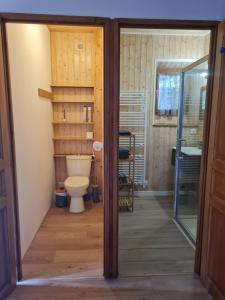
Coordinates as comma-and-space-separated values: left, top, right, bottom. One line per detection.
120, 33, 211, 191
50, 27, 103, 192
50, 30, 95, 87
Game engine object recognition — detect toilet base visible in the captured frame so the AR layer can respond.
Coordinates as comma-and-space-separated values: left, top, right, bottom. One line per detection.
69, 196, 85, 213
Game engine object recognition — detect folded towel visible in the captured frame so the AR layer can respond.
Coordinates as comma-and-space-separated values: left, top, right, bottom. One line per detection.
119, 147, 130, 159
119, 130, 132, 136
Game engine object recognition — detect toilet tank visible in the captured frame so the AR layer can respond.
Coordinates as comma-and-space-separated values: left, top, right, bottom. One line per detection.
66, 155, 92, 177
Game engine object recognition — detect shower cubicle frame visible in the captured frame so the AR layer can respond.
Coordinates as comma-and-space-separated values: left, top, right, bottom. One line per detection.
174, 55, 209, 233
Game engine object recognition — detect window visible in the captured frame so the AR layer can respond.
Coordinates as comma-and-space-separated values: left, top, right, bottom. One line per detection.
155, 72, 181, 116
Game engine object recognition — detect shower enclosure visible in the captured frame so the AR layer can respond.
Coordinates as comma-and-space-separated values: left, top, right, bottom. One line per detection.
174, 56, 209, 243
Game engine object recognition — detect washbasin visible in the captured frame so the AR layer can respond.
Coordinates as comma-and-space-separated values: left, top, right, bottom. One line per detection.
180, 147, 202, 156
171, 146, 202, 166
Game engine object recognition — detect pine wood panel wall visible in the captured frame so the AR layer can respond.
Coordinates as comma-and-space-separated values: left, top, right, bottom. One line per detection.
49, 26, 103, 192
50, 30, 95, 87
120, 33, 210, 191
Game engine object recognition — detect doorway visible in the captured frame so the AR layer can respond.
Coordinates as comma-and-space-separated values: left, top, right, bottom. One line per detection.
5, 22, 104, 281
0, 14, 116, 291
117, 25, 215, 276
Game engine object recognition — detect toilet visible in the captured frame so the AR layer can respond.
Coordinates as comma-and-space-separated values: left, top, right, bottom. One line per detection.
64, 155, 92, 213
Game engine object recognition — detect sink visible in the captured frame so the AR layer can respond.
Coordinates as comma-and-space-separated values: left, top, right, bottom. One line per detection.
171, 146, 202, 166
180, 147, 202, 156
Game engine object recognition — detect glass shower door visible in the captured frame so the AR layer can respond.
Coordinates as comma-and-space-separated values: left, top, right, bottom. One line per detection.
174, 56, 209, 243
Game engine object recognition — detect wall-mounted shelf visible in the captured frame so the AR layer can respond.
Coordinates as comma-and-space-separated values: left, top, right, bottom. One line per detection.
52, 121, 94, 125
38, 88, 53, 100
52, 100, 94, 103
54, 153, 93, 158
51, 85, 94, 88
53, 136, 93, 141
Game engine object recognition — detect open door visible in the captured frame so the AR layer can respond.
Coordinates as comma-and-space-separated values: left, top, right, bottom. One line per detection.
201, 21, 225, 299
0, 21, 17, 299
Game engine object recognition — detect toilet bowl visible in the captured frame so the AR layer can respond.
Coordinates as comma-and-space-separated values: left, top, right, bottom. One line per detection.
65, 176, 89, 213
64, 155, 92, 213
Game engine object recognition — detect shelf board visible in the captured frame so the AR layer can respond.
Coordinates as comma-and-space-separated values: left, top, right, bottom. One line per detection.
53, 136, 93, 141
51, 85, 94, 88
52, 121, 94, 125
119, 196, 133, 209
54, 153, 93, 158
52, 100, 94, 103
119, 156, 134, 162
119, 179, 133, 187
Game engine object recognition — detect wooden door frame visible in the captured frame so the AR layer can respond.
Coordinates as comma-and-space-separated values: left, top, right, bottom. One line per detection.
111, 18, 219, 277
0, 12, 115, 279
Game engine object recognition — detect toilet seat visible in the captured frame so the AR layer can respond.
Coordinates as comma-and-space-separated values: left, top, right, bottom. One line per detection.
65, 176, 89, 189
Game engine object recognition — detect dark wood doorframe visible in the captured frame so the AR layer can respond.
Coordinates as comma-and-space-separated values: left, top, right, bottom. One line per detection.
111, 18, 219, 277
0, 13, 114, 280
0, 20, 18, 299
0, 19, 23, 281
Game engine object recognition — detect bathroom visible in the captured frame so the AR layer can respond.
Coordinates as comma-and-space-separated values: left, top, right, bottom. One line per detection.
6, 23, 104, 279
118, 28, 210, 275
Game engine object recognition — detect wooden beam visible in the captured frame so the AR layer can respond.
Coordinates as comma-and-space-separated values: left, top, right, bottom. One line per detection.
38, 88, 52, 100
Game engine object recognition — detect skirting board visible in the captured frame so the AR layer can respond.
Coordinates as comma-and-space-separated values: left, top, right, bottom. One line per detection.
134, 191, 174, 197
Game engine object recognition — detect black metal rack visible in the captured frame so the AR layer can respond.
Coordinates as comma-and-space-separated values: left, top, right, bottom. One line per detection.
118, 133, 135, 211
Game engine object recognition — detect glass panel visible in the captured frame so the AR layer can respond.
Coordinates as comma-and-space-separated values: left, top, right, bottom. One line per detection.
175, 58, 208, 243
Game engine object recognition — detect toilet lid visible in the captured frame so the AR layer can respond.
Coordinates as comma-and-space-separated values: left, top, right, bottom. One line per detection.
65, 176, 89, 188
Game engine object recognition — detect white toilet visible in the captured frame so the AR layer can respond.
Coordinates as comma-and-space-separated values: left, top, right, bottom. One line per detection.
64, 155, 92, 213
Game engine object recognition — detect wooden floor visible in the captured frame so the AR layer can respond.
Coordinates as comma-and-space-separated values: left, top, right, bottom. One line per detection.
21, 201, 103, 280
9, 275, 213, 299
8, 197, 213, 299
119, 197, 195, 275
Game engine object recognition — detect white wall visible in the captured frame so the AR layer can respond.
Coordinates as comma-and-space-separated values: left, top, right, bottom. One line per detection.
6, 23, 54, 258
0, 0, 224, 20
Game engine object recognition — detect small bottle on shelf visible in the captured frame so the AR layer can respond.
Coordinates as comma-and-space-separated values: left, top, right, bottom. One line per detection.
62, 109, 67, 122
83, 105, 87, 122
87, 106, 92, 123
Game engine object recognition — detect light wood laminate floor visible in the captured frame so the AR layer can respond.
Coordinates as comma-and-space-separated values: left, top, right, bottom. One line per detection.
21, 201, 103, 280
8, 197, 213, 300
119, 197, 195, 275
9, 275, 213, 299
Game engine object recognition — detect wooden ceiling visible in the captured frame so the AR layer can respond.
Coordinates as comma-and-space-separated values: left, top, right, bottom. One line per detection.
121, 28, 210, 37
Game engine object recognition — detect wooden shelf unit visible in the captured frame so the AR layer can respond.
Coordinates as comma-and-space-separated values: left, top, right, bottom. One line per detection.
52, 85, 95, 188
52, 100, 94, 103
53, 136, 93, 141
51, 85, 95, 88
54, 153, 93, 158
52, 121, 94, 125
